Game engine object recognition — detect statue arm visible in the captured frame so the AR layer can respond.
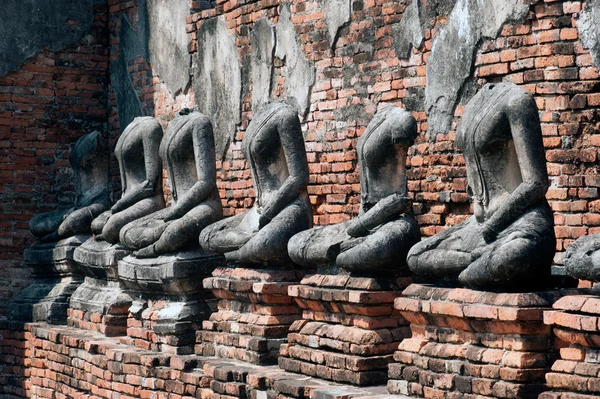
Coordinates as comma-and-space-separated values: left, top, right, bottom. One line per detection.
260, 111, 309, 222
57, 202, 109, 237
346, 194, 412, 237
481, 93, 549, 241
111, 126, 163, 213
164, 119, 216, 221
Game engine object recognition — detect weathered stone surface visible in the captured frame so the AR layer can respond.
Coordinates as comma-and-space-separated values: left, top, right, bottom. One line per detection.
392, 0, 456, 60
29, 131, 111, 242
564, 234, 600, 282
120, 110, 222, 257
69, 278, 131, 315
92, 117, 165, 244
275, 2, 315, 117
392, 0, 424, 59
578, 0, 600, 69
118, 248, 224, 294
288, 106, 419, 272
9, 236, 88, 323
408, 83, 555, 291
73, 239, 130, 280
0, 0, 99, 77
250, 18, 276, 112
147, 0, 191, 95
323, 0, 352, 49
194, 17, 242, 159
424, 0, 530, 137
200, 102, 312, 267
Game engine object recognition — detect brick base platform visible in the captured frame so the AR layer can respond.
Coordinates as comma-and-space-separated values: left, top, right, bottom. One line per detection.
542, 294, 600, 399
388, 284, 583, 399
68, 240, 132, 337
120, 296, 218, 355
118, 249, 223, 355
0, 321, 398, 399
197, 267, 307, 365
279, 273, 412, 386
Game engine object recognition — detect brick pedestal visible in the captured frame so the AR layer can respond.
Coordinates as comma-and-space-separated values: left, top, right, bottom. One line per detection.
278, 273, 412, 386
68, 239, 132, 336
388, 284, 582, 399
118, 248, 224, 354
8, 235, 87, 324
542, 294, 600, 399
197, 267, 306, 365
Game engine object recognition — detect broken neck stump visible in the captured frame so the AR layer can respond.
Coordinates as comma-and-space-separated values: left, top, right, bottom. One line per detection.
278, 272, 413, 386
117, 248, 225, 355
198, 266, 307, 365
388, 284, 583, 398
542, 294, 600, 399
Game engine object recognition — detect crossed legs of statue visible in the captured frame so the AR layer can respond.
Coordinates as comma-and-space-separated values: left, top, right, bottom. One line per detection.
408, 203, 555, 291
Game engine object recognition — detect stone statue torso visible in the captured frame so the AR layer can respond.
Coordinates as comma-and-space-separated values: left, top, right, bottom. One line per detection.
71, 130, 110, 209
358, 107, 410, 213
242, 102, 290, 209
114, 117, 151, 198
457, 83, 524, 223
160, 115, 200, 202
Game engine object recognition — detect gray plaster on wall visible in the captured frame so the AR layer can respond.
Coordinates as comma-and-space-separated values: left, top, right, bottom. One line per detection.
324, 0, 352, 49
0, 0, 97, 77
147, 0, 191, 96
193, 17, 242, 160
275, 2, 316, 117
392, 0, 424, 59
110, 0, 149, 132
250, 18, 276, 112
578, 0, 600, 68
392, 0, 456, 60
424, 0, 529, 139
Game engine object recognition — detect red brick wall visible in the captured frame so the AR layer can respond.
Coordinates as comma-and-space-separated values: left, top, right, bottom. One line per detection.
0, 2, 110, 315
184, 0, 599, 266
2, 0, 600, 314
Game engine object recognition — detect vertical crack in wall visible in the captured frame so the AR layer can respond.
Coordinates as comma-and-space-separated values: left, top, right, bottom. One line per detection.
193, 17, 242, 160
424, 0, 530, 139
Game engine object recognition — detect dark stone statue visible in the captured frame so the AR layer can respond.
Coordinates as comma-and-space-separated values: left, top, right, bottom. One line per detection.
120, 109, 223, 257
199, 102, 312, 266
407, 83, 556, 291
564, 235, 600, 291
29, 130, 111, 242
91, 116, 165, 244
288, 106, 420, 272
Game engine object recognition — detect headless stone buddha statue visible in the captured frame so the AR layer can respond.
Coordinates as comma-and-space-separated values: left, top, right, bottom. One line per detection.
120, 109, 223, 258
29, 130, 111, 242
90, 117, 165, 244
407, 83, 555, 291
199, 102, 312, 266
288, 106, 420, 272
